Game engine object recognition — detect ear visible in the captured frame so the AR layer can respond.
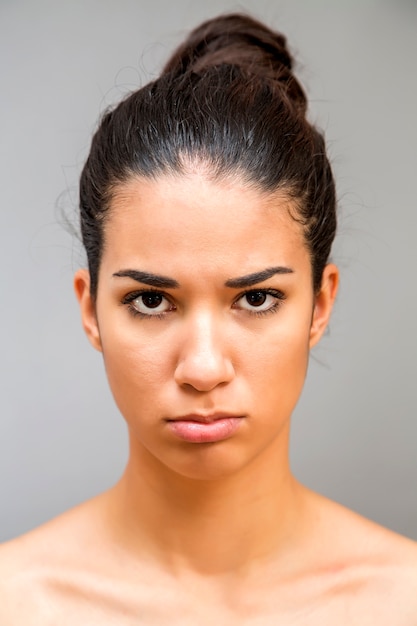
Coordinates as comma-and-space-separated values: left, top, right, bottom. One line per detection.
73, 269, 102, 352
309, 263, 339, 348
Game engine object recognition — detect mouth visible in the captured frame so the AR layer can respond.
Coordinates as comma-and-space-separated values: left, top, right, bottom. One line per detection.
165, 413, 245, 444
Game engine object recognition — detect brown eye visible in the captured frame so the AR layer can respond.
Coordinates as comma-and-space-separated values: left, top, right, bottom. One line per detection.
245, 291, 267, 307
130, 291, 172, 316
234, 289, 285, 315
141, 293, 164, 309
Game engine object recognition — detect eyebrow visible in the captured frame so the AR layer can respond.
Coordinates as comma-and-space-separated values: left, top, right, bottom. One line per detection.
113, 270, 179, 288
224, 266, 294, 288
113, 266, 293, 289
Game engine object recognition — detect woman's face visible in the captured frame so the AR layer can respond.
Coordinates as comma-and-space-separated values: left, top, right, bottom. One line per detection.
75, 173, 337, 480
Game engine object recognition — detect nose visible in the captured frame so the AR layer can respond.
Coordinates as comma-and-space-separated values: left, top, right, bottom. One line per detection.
174, 311, 235, 392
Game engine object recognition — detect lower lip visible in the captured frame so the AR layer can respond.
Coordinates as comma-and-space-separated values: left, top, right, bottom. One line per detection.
167, 417, 244, 443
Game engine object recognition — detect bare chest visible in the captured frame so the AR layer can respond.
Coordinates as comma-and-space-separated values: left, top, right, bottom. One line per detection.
5, 573, 416, 626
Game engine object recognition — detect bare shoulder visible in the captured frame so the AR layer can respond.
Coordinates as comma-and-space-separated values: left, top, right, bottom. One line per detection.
309, 491, 417, 622
0, 496, 113, 624
353, 516, 417, 623
365, 518, 417, 595
0, 528, 48, 622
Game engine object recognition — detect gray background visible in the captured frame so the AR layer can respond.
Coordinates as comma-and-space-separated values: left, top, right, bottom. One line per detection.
1, 0, 416, 542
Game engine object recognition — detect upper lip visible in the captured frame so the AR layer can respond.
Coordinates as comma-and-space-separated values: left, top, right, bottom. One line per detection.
167, 413, 243, 424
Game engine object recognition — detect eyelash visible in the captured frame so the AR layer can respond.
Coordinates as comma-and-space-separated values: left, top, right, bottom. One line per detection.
121, 288, 286, 319
234, 288, 285, 317
121, 289, 174, 320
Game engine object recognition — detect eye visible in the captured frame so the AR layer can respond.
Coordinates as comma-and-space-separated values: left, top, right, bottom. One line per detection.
234, 289, 285, 315
122, 290, 174, 317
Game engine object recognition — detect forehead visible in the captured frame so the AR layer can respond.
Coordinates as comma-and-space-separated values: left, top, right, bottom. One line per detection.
102, 173, 309, 277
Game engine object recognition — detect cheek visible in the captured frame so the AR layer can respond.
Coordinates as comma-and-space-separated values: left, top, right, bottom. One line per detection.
245, 316, 311, 410
100, 326, 173, 420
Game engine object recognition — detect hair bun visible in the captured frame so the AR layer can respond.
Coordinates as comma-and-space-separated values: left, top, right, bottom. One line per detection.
163, 13, 307, 114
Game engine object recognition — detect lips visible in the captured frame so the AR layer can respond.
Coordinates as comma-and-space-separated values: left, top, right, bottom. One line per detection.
166, 413, 244, 443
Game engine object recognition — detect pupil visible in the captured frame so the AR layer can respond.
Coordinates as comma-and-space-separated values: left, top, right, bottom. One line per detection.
247, 291, 266, 306
143, 293, 163, 308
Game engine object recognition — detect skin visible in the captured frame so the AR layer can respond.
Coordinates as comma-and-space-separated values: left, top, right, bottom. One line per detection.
1, 171, 417, 624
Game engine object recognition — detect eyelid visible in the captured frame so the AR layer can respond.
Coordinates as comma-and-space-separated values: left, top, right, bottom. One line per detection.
121, 287, 172, 304
120, 286, 285, 318
232, 287, 286, 315
121, 288, 176, 318
233, 287, 286, 303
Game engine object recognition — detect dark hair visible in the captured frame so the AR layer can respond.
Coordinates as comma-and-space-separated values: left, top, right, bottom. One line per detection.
79, 13, 336, 298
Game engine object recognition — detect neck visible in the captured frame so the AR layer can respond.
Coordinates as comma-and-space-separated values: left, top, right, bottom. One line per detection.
107, 429, 307, 576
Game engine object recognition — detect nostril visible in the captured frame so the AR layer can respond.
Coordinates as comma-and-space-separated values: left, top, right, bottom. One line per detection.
174, 352, 234, 392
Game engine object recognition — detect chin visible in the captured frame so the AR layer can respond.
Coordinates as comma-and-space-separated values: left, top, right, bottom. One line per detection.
135, 433, 284, 486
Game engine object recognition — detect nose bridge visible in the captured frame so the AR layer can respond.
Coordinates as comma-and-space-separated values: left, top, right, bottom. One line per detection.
174, 307, 234, 391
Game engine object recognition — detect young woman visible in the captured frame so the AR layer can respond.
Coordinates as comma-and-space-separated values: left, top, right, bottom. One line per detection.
1, 13, 416, 624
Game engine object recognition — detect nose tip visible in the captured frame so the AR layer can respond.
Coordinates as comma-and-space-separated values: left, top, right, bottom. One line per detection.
174, 353, 235, 392
174, 322, 235, 392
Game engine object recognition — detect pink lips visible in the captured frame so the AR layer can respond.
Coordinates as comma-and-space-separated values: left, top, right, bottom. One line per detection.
166, 413, 244, 443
